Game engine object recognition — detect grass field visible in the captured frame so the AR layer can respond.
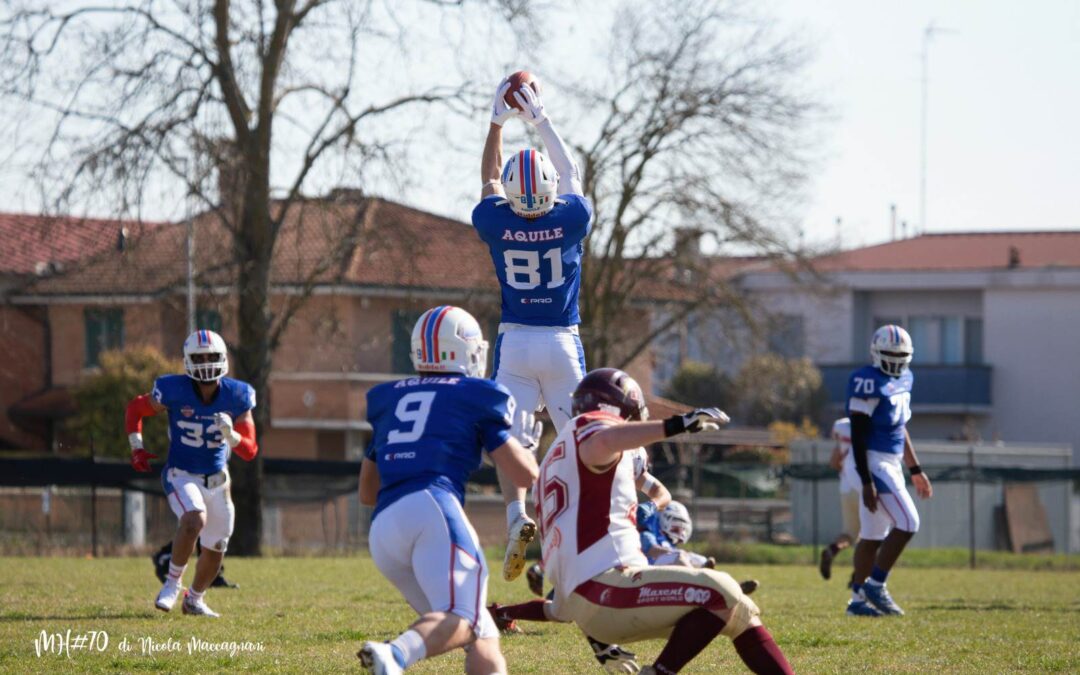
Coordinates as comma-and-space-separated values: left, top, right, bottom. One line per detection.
1, 556, 1077, 673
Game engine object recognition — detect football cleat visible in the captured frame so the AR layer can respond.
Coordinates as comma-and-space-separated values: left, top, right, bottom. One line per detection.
154, 580, 182, 612
739, 579, 760, 595
703, 556, 717, 569
846, 598, 883, 617
487, 603, 522, 634
861, 582, 905, 615
819, 546, 834, 580
588, 637, 640, 674
181, 591, 220, 618
502, 515, 537, 582
358, 641, 405, 675
526, 563, 545, 596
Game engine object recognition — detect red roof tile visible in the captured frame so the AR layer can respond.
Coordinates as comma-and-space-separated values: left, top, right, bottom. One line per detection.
0, 212, 159, 277
811, 231, 1080, 272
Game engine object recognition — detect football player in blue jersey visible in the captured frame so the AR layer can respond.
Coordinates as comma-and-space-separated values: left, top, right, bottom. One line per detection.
126, 329, 258, 618
473, 76, 593, 582
357, 306, 539, 675
845, 325, 933, 617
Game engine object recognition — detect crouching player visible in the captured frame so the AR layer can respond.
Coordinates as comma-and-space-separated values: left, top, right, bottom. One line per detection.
538, 368, 794, 674
639, 501, 714, 568
358, 306, 539, 674
127, 329, 258, 617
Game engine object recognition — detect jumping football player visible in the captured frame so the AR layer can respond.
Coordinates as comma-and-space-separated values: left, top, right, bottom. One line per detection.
357, 306, 539, 675
126, 329, 258, 617
819, 417, 859, 581
535, 368, 794, 674
473, 75, 593, 581
845, 325, 933, 617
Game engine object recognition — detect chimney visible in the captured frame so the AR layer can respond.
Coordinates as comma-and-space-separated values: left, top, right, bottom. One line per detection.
1008, 246, 1021, 269
890, 204, 897, 241
673, 227, 704, 260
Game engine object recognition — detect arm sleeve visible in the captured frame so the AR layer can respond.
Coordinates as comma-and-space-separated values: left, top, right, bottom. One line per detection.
477, 383, 514, 453
231, 418, 258, 461
125, 393, 158, 435
850, 413, 873, 485
536, 119, 583, 195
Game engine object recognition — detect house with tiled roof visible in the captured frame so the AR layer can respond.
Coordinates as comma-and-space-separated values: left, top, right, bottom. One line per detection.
660, 230, 1080, 461
0, 195, 656, 457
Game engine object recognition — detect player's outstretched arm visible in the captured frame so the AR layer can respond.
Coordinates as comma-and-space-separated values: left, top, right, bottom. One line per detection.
513, 85, 583, 196
126, 393, 166, 472
903, 428, 933, 499
580, 409, 729, 469
490, 437, 539, 489
481, 79, 516, 200
358, 458, 380, 507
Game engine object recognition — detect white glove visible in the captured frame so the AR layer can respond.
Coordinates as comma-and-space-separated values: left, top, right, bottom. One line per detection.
512, 84, 547, 126
213, 412, 242, 448
490, 78, 519, 127
520, 411, 544, 452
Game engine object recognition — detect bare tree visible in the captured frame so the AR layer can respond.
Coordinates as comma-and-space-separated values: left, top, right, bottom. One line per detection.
0, 0, 524, 554
566, 0, 821, 370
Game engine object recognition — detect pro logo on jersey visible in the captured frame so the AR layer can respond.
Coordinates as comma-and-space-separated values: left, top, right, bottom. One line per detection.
180, 406, 195, 418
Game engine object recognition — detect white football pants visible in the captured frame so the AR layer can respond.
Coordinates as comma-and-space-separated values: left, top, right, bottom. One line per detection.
859, 451, 920, 540
492, 323, 586, 443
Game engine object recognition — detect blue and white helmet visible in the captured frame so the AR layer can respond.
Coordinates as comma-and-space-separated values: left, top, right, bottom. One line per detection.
660, 501, 693, 545
870, 324, 914, 377
501, 148, 558, 218
183, 329, 229, 383
410, 306, 489, 378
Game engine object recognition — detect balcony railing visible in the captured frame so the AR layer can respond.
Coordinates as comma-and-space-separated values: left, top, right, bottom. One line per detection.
819, 364, 992, 411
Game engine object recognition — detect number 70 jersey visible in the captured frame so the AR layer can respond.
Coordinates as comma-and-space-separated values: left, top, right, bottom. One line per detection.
845, 365, 914, 456
471, 194, 592, 327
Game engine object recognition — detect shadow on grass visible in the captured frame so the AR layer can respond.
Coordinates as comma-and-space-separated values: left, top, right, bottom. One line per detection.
921, 599, 1080, 613
0, 611, 155, 622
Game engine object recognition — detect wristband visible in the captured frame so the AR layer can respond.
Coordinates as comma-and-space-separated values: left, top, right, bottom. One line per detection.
128, 432, 144, 450
909, 464, 923, 475
662, 416, 685, 438
641, 474, 659, 493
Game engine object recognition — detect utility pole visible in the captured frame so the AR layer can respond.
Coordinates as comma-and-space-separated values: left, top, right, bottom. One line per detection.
180, 158, 196, 334
920, 21, 957, 234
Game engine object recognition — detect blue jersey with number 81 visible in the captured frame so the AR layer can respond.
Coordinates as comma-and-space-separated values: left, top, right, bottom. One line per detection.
471, 194, 592, 326
845, 365, 913, 455
152, 374, 256, 474
365, 375, 514, 518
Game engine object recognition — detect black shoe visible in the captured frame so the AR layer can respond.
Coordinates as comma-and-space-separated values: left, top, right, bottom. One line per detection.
740, 579, 759, 595
819, 546, 834, 580
526, 563, 544, 597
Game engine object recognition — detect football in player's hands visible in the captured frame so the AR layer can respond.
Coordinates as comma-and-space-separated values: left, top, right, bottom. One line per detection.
504, 70, 541, 110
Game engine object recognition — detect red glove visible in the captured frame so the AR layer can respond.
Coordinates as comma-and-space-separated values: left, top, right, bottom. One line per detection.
131, 449, 158, 473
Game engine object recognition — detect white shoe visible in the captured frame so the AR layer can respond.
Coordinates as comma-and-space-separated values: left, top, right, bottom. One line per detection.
503, 515, 537, 582
358, 641, 404, 674
155, 580, 182, 612
181, 591, 220, 618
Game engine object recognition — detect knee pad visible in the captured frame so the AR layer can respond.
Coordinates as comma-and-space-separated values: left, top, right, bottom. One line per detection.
719, 589, 760, 639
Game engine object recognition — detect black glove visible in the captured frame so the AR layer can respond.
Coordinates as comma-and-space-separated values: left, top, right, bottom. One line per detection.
663, 407, 730, 437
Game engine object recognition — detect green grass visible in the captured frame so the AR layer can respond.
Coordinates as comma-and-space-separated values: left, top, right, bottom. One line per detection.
0, 556, 1078, 673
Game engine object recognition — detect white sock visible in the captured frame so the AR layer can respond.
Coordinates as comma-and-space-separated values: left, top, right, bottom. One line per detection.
188, 588, 205, 603
167, 562, 186, 584
506, 500, 526, 529
390, 629, 426, 669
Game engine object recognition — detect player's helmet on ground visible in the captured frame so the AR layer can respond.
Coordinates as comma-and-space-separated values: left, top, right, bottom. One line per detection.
501, 148, 559, 219
870, 324, 914, 377
571, 368, 648, 421
183, 330, 229, 383
660, 501, 693, 545
410, 306, 489, 378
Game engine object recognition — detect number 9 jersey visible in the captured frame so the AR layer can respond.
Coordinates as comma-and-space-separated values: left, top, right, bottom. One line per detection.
151, 374, 256, 474
845, 365, 914, 455
365, 375, 515, 518
471, 193, 592, 326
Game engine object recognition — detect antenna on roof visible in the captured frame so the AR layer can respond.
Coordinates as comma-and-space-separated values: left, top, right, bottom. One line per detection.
901, 220, 909, 239
890, 204, 897, 241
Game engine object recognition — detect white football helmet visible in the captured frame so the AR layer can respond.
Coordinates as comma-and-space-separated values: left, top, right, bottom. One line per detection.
183, 329, 229, 383
870, 324, 914, 377
660, 501, 693, 545
501, 148, 559, 218
410, 306, 489, 378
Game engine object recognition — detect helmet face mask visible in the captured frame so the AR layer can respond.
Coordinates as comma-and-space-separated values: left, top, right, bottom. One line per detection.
501, 148, 559, 219
410, 306, 489, 378
183, 330, 229, 383
870, 324, 914, 376
571, 368, 649, 421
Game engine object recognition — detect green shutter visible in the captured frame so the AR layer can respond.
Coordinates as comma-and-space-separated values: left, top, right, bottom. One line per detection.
196, 309, 222, 334
84, 308, 124, 367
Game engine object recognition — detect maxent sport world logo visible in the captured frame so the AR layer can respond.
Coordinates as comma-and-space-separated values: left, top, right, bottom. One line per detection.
636, 585, 713, 606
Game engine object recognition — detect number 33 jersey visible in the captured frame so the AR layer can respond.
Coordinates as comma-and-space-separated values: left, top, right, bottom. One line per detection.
365, 376, 514, 518
845, 365, 914, 455
471, 194, 593, 327
152, 374, 256, 475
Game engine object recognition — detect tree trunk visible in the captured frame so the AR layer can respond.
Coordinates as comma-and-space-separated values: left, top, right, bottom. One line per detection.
228, 144, 274, 556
